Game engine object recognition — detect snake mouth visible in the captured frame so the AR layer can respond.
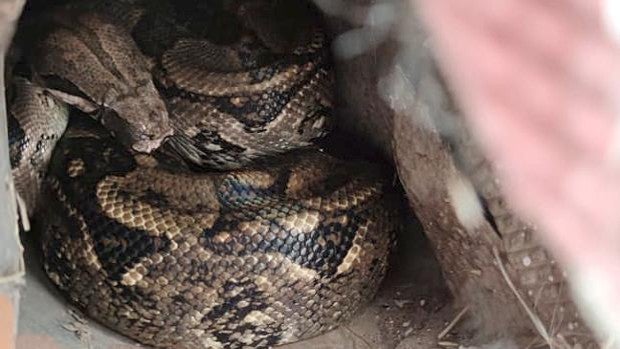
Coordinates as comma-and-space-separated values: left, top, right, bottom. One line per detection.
132, 127, 174, 153
132, 137, 165, 153
100, 110, 173, 154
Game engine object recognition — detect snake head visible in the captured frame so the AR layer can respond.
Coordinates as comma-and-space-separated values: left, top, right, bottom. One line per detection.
99, 84, 173, 153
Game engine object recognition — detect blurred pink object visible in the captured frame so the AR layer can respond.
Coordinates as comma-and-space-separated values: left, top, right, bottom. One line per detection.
416, 0, 620, 340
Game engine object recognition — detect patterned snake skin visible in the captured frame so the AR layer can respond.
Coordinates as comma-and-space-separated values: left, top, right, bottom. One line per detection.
8, 1, 399, 348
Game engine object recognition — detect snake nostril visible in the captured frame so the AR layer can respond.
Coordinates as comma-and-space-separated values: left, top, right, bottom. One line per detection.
150, 111, 164, 121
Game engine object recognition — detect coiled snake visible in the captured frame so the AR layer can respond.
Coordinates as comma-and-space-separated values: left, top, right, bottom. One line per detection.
8, 1, 398, 348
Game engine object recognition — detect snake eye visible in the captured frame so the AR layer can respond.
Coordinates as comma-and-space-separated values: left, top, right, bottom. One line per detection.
135, 83, 150, 95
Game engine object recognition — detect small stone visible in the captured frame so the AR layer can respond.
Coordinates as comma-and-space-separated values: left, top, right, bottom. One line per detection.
394, 299, 411, 308
469, 269, 482, 276
403, 327, 414, 337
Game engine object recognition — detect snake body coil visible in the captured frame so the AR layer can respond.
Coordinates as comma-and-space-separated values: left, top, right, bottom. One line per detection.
9, 1, 399, 348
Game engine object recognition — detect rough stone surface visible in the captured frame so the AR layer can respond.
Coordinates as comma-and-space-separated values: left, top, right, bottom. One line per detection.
328, 0, 598, 346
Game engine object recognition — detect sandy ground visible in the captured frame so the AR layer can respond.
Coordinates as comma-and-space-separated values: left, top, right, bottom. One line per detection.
16, 213, 467, 349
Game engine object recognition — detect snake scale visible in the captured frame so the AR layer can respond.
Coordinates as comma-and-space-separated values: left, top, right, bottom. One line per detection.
8, 1, 399, 348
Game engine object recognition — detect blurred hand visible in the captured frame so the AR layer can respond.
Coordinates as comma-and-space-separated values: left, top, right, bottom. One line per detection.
416, 0, 620, 340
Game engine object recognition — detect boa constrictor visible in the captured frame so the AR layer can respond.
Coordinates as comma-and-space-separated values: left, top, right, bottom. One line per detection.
8, 1, 399, 348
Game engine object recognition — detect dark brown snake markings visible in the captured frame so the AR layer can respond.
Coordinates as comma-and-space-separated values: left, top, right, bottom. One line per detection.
9, 1, 399, 348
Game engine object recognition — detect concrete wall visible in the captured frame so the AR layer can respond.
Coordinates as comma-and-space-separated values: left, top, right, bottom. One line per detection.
0, 1, 25, 349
